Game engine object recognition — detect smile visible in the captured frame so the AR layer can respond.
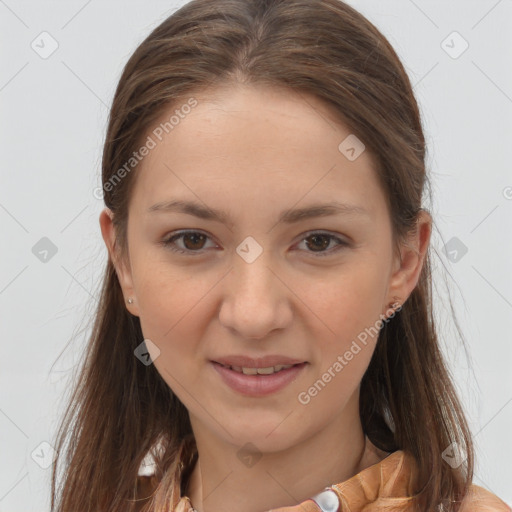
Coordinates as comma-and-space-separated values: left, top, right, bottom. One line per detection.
217, 363, 296, 375
211, 361, 308, 396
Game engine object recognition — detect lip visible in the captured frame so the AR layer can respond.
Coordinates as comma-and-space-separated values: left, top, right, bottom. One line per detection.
212, 355, 306, 368
211, 361, 308, 397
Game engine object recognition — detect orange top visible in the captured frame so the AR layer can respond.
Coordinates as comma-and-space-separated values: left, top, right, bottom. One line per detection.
137, 435, 511, 512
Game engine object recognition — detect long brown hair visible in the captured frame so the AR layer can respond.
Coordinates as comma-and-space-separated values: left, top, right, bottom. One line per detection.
50, 0, 474, 510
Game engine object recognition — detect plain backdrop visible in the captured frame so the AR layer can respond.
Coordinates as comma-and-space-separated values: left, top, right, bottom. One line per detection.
1, 0, 511, 510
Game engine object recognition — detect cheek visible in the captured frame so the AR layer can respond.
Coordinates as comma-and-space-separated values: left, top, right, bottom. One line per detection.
132, 250, 209, 334
301, 260, 387, 399
298, 279, 382, 414
304, 262, 387, 344
131, 256, 220, 387
131, 260, 194, 350
136, 278, 203, 398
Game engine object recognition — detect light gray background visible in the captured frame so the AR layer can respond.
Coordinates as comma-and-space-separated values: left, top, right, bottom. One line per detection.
1, 0, 511, 510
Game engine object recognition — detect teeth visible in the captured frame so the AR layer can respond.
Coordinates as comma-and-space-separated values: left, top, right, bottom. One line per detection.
222, 364, 295, 375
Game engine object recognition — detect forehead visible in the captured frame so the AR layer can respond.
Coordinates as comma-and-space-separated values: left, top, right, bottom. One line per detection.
129, 83, 387, 221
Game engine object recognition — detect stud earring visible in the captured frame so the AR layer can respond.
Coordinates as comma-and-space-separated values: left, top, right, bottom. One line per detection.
386, 297, 402, 318
388, 297, 401, 310
382, 299, 400, 323
127, 298, 134, 304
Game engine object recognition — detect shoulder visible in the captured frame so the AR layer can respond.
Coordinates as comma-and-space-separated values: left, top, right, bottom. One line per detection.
459, 484, 511, 512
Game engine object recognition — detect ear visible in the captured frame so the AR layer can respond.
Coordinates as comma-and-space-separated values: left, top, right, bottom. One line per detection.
384, 209, 432, 313
99, 208, 139, 317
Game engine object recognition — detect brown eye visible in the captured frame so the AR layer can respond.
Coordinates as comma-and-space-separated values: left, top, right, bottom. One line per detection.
181, 232, 207, 250
305, 234, 331, 252
161, 230, 348, 257
296, 231, 348, 257
161, 231, 215, 254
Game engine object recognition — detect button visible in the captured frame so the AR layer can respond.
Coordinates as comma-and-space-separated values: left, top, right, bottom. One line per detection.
310, 488, 340, 512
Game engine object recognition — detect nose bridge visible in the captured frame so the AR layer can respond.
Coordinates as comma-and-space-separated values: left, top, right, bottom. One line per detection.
233, 234, 277, 294
234, 251, 276, 302
219, 240, 291, 338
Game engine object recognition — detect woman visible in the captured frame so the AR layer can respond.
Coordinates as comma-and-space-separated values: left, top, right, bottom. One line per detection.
50, 0, 510, 511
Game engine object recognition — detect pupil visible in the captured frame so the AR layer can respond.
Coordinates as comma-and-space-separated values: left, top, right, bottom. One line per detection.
307, 234, 329, 251
185, 233, 205, 250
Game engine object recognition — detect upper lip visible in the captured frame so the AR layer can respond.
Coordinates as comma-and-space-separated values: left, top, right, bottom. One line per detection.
212, 355, 306, 368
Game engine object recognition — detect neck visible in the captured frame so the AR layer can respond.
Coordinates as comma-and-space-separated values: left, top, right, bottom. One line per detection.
184, 392, 383, 512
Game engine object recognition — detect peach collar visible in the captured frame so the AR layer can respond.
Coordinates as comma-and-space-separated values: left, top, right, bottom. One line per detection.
172, 435, 419, 512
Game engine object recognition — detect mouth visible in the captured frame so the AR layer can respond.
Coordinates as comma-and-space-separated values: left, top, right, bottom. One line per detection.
210, 360, 308, 396
213, 361, 303, 375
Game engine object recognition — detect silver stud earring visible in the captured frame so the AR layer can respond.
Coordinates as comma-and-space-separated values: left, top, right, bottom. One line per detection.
127, 298, 134, 304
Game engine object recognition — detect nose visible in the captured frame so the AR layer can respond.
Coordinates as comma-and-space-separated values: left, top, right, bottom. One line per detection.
218, 254, 293, 340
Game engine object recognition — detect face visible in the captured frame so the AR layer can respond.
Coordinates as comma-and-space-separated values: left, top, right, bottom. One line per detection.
101, 83, 429, 452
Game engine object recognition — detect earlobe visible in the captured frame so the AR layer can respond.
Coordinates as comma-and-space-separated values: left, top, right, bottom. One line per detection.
385, 210, 432, 311
99, 208, 139, 316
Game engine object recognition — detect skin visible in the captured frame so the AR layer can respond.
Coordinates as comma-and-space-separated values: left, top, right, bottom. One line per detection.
100, 83, 431, 512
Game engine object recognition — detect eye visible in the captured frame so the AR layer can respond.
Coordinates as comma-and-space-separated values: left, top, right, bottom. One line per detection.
160, 230, 348, 257
160, 230, 217, 255
295, 231, 349, 257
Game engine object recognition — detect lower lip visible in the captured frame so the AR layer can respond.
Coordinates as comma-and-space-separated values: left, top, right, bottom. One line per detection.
211, 361, 307, 397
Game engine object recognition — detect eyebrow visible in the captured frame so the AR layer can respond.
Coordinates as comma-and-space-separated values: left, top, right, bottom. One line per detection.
146, 199, 370, 225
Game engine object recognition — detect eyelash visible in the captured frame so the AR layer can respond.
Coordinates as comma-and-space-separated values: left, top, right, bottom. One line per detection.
160, 230, 349, 257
